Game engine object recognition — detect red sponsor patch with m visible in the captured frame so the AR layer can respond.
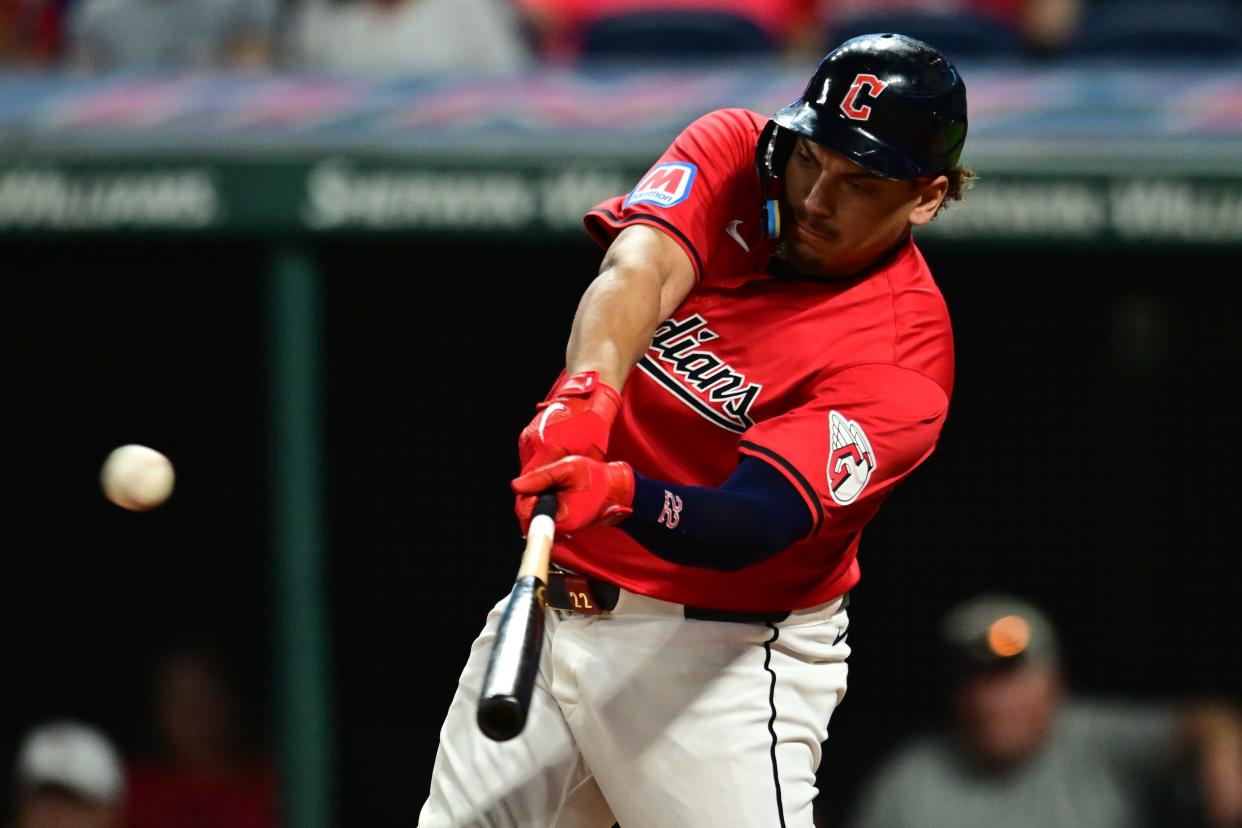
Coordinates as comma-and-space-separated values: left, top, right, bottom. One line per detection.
625, 162, 698, 208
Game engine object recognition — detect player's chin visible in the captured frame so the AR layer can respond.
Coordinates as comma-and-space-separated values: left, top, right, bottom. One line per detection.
780, 235, 838, 272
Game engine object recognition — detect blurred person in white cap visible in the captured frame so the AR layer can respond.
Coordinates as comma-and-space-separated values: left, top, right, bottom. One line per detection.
848, 594, 1242, 828
65, 0, 277, 70
11, 721, 124, 828
286, 0, 531, 76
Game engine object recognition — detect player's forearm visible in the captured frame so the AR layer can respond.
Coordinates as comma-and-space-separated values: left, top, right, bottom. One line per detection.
620, 458, 812, 571
565, 224, 696, 391
565, 262, 664, 391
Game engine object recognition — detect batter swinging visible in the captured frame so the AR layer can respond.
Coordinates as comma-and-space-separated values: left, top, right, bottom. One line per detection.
420, 33, 972, 827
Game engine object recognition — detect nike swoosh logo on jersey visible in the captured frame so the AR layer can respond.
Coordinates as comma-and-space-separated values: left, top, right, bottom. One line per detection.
725, 219, 750, 252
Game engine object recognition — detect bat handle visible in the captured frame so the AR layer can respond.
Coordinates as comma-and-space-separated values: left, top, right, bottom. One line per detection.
532, 491, 558, 520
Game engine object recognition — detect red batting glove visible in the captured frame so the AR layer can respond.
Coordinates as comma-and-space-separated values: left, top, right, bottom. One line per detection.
518, 371, 622, 474
513, 456, 635, 535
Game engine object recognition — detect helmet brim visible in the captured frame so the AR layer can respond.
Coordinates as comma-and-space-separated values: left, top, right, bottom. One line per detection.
773, 102, 930, 181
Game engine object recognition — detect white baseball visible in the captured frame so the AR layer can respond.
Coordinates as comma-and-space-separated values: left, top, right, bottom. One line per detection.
100, 444, 175, 511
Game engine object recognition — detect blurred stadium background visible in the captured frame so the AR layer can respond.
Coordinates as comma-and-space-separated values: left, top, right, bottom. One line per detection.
3, 0, 1241, 825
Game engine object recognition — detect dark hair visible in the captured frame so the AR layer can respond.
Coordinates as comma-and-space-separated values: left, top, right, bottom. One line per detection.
934, 164, 976, 217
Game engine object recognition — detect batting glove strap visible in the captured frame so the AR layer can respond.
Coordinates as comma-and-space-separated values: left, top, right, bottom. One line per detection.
518, 371, 622, 473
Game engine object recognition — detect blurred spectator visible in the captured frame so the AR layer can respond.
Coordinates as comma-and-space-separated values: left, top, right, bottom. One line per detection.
514, 0, 821, 60
65, 0, 275, 70
0, 0, 64, 66
1068, 0, 1242, 59
125, 645, 275, 828
821, 0, 1083, 56
11, 721, 125, 828
286, 0, 531, 75
848, 595, 1242, 828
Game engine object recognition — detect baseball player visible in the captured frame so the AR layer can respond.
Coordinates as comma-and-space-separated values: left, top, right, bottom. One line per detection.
420, 33, 971, 828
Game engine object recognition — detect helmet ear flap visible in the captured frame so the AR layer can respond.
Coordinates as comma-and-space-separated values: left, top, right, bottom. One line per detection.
755, 122, 796, 239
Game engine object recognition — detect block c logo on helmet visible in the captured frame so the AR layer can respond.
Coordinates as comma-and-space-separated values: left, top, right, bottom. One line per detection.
839, 73, 889, 121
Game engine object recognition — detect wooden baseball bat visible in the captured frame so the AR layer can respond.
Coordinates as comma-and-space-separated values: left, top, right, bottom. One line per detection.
476, 492, 559, 742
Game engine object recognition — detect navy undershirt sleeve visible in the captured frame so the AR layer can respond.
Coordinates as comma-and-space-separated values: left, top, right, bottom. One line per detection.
619, 457, 813, 571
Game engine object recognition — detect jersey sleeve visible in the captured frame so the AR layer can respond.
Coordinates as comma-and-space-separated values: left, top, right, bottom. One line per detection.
584, 108, 763, 283
737, 364, 949, 537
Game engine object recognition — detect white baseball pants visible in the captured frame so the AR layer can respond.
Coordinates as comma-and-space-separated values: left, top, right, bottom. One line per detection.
418, 589, 850, 828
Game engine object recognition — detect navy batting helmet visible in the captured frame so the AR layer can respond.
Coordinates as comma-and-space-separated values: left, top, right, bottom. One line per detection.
756, 33, 967, 234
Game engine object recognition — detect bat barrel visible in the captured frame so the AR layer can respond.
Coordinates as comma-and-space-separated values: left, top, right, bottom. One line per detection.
476, 492, 559, 742
477, 574, 547, 741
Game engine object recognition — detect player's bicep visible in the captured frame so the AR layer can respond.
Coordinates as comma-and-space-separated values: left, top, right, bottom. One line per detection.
600, 225, 696, 319
739, 366, 950, 535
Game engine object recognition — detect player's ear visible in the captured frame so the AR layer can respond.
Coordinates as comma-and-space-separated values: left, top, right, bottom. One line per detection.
908, 175, 949, 226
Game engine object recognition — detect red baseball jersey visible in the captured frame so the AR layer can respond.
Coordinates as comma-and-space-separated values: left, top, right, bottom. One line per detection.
550, 108, 954, 612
